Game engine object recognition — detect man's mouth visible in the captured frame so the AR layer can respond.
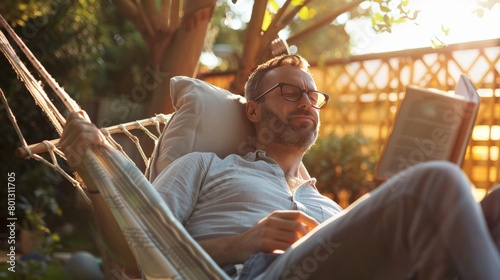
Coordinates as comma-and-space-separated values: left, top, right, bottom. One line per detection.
290, 110, 315, 122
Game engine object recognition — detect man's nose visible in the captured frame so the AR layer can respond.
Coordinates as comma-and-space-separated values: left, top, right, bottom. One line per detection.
297, 92, 313, 109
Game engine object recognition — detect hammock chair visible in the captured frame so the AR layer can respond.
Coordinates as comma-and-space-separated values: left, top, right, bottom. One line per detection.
0, 14, 261, 280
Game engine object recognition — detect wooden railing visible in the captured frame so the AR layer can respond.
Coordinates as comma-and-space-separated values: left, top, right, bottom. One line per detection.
201, 38, 500, 191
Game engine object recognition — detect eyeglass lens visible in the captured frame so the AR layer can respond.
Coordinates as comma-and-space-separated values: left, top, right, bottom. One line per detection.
281, 84, 325, 107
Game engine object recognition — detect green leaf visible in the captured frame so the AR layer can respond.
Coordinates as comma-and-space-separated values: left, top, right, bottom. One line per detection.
298, 6, 312, 20
262, 9, 273, 31
441, 25, 450, 36
410, 9, 420, 20
383, 14, 390, 24
431, 36, 446, 49
291, 0, 306, 6
380, 4, 391, 13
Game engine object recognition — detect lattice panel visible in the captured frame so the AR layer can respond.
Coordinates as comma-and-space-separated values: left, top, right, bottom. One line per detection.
315, 39, 500, 191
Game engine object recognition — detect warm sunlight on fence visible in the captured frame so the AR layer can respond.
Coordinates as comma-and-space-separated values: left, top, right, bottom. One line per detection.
312, 39, 500, 192
201, 38, 500, 192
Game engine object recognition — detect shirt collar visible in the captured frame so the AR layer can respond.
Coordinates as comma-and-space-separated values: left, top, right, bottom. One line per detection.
243, 150, 318, 188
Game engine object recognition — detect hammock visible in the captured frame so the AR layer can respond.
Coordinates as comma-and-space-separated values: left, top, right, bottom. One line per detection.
0, 14, 228, 280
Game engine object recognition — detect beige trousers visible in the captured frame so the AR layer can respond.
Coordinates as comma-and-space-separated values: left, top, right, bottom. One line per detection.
256, 161, 500, 280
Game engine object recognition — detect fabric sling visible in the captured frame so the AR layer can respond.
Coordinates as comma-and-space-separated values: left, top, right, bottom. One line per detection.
0, 13, 229, 280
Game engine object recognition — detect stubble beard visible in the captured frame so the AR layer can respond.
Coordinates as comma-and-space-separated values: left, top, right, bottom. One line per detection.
259, 105, 319, 150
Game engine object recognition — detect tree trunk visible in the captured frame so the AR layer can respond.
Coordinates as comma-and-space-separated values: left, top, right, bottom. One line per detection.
229, 0, 274, 95
148, 2, 215, 116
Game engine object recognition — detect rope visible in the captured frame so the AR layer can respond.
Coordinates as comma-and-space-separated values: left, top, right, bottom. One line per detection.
1, 16, 229, 280
99, 128, 134, 163
29, 141, 92, 206
119, 124, 149, 167
0, 89, 114, 207
0, 14, 80, 113
135, 120, 159, 141
0, 30, 66, 134
0, 88, 32, 157
14, 114, 172, 159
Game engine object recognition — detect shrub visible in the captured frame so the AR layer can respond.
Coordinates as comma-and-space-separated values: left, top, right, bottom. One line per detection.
304, 130, 378, 207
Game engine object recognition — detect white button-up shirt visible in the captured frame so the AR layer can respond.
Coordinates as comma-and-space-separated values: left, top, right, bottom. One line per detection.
153, 150, 342, 241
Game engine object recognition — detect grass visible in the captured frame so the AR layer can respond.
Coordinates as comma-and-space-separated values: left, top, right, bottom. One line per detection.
0, 261, 66, 280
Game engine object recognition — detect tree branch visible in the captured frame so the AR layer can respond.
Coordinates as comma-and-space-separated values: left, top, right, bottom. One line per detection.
160, 0, 171, 30
244, 0, 267, 46
170, 0, 180, 30
112, 0, 151, 45
136, 0, 157, 39
267, 0, 291, 30
112, 0, 139, 20
229, 0, 268, 94
276, 0, 313, 31
262, 0, 312, 54
287, 0, 364, 45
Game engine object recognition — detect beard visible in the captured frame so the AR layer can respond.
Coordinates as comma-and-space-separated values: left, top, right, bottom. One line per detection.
258, 104, 319, 150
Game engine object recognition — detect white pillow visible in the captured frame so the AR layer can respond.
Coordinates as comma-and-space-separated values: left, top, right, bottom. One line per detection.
147, 76, 256, 182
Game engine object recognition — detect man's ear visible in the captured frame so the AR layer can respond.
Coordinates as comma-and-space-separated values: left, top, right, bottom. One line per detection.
246, 101, 260, 123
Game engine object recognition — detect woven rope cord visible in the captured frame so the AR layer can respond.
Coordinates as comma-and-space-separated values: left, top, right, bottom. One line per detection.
0, 14, 80, 113
99, 128, 134, 163
119, 124, 149, 166
135, 119, 159, 141
0, 88, 31, 157
0, 30, 66, 134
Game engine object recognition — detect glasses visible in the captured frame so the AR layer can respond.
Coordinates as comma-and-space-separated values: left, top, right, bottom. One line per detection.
253, 83, 330, 110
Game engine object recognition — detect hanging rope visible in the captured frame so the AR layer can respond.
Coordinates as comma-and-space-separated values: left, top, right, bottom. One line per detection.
0, 88, 91, 206
0, 88, 31, 157
0, 30, 66, 134
0, 14, 80, 113
1, 14, 228, 279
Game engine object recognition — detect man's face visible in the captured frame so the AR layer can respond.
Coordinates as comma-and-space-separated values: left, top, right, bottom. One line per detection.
253, 66, 320, 150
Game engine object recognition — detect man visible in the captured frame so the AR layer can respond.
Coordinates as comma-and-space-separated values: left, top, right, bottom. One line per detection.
61, 54, 500, 279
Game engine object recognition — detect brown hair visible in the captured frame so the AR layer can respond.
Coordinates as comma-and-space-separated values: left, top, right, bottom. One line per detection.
244, 54, 311, 101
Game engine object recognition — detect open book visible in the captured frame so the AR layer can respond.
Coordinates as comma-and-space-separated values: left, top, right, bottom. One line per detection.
375, 74, 480, 181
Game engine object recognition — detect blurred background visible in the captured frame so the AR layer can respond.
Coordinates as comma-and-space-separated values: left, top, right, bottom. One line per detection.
0, 0, 499, 278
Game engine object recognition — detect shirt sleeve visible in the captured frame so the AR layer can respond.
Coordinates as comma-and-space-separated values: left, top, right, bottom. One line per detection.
151, 152, 211, 224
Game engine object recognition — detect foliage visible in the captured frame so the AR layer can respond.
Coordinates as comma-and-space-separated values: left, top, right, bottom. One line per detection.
19, 188, 62, 232
370, 0, 419, 33
0, 0, 112, 261
304, 130, 378, 205
473, 0, 500, 17
16, 188, 62, 279
287, 0, 354, 62
0, 1, 52, 27
0, 258, 66, 279
15, 232, 62, 279
0, 0, 110, 99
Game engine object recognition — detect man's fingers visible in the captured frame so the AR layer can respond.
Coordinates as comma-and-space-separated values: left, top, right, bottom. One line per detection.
60, 110, 107, 168
267, 217, 308, 238
66, 110, 90, 122
268, 210, 320, 232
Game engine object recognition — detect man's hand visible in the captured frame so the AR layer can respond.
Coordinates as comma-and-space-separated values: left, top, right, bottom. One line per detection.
239, 210, 319, 254
59, 111, 141, 276
60, 110, 107, 168
198, 210, 319, 266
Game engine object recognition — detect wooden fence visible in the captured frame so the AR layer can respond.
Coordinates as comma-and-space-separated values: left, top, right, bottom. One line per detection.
201, 38, 500, 192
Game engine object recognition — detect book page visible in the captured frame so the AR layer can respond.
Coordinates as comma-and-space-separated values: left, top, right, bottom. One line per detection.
376, 87, 470, 180
449, 75, 480, 163
455, 74, 480, 103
